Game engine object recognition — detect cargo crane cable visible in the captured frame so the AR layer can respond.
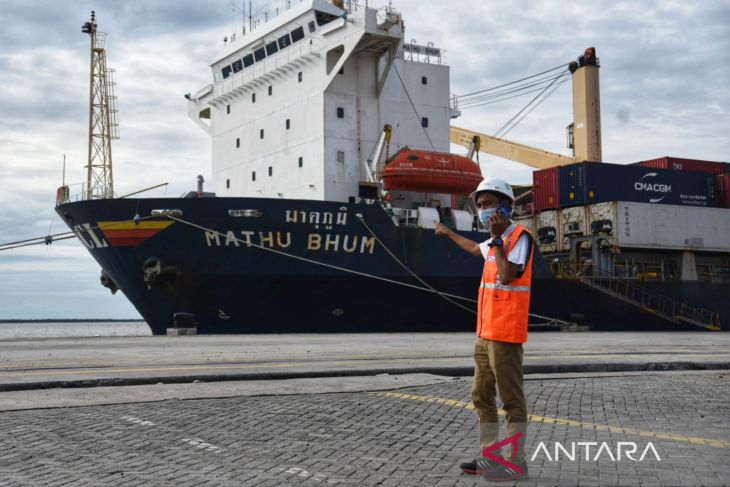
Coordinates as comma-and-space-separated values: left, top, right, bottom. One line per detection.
492, 70, 569, 139
458, 72, 565, 102
457, 72, 568, 106
458, 76, 571, 110
496, 73, 569, 139
392, 63, 437, 154
163, 214, 478, 304
458, 79, 564, 109
457, 63, 568, 98
355, 215, 476, 315
492, 71, 570, 139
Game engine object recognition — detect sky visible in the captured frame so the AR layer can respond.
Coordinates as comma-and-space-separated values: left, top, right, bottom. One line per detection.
0, 0, 728, 319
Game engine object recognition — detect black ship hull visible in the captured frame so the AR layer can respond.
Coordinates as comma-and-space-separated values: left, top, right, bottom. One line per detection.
56, 197, 726, 335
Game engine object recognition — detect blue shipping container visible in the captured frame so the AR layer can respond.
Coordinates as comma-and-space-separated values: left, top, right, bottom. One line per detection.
559, 162, 718, 208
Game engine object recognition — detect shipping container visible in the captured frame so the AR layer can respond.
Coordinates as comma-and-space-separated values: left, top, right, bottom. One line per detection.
534, 210, 562, 253
532, 167, 560, 212
639, 157, 728, 175
559, 162, 718, 208
718, 174, 730, 208
514, 215, 535, 240
586, 201, 730, 252
559, 206, 588, 251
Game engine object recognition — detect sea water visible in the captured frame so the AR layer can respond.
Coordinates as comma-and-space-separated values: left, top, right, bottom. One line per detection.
0, 321, 152, 339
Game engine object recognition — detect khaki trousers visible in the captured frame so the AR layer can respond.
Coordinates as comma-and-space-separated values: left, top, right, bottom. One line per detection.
472, 337, 528, 461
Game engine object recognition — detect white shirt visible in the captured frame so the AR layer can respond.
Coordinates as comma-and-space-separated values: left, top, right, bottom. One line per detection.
479, 223, 531, 270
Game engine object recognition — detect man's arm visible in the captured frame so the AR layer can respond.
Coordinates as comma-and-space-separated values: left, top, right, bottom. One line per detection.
434, 223, 481, 257
493, 245, 521, 285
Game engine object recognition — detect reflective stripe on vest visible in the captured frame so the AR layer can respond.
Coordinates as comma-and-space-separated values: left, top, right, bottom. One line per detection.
476, 224, 534, 344
480, 282, 530, 292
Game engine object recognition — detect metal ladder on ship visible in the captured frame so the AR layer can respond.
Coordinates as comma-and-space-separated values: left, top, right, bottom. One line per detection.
563, 263, 722, 331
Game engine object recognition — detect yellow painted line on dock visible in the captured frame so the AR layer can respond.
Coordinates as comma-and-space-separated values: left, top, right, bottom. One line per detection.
376, 391, 730, 449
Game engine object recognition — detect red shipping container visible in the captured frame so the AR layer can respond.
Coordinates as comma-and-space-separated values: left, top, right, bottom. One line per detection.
718, 174, 730, 208
639, 156, 728, 174
532, 167, 560, 212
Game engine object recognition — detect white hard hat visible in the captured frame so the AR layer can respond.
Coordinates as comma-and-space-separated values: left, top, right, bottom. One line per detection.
470, 178, 515, 202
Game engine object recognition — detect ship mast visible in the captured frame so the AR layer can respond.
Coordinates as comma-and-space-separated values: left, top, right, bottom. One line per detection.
82, 11, 119, 200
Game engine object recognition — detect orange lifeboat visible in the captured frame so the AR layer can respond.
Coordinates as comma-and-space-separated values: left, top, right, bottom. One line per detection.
382, 149, 483, 194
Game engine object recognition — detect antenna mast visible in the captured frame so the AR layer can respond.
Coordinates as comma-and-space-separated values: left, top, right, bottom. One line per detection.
82, 11, 119, 200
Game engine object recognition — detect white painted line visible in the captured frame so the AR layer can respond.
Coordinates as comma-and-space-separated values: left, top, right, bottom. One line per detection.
121, 415, 156, 426
180, 437, 224, 454
283, 467, 326, 481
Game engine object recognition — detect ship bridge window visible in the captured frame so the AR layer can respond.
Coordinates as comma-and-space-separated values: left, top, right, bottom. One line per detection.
232, 59, 243, 73
221, 65, 232, 79
242, 53, 254, 68
266, 41, 279, 56
315, 11, 338, 26
278, 34, 291, 49
254, 46, 266, 62
290, 26, 305, 43
308, 20, 316, 33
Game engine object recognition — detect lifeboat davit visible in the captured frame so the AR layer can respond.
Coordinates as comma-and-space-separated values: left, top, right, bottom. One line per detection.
382, 149, 483, 194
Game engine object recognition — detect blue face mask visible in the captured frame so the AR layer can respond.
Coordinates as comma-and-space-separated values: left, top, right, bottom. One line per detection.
478, 208, 496, 225
478, 202, 513, 226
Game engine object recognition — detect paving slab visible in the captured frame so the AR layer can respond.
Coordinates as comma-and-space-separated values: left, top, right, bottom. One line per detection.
0, 372, 727, 486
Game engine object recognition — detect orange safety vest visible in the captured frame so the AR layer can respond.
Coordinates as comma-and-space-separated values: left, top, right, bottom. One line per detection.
477, 224, 534, 344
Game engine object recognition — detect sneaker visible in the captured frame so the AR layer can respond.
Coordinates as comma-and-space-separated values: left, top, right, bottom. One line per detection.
459, 457, 499, 475
482, 459, 529, 482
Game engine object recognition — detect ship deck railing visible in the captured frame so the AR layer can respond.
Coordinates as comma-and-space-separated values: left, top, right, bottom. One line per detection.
559, 262, 722, 331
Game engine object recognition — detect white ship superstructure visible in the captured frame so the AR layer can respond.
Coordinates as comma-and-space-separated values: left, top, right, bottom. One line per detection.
188, 0, 457, 203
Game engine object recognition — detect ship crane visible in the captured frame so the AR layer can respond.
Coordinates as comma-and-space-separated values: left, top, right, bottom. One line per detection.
451, 47, 602, 169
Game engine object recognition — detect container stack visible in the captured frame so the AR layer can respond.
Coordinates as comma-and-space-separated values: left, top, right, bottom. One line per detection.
532, 159, 726, 211
523, 157, 730, 254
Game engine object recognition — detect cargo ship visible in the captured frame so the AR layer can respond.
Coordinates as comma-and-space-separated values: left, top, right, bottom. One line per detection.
55, 1, 727, 335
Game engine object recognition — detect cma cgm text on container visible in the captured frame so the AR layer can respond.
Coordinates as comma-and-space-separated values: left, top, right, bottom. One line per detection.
558, 162, 718, 208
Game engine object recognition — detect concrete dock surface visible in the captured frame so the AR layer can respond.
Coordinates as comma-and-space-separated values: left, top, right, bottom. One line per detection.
0, 331, 729, 486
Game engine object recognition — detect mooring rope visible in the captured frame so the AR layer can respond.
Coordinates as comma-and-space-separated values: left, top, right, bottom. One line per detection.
165, 213, 568, 327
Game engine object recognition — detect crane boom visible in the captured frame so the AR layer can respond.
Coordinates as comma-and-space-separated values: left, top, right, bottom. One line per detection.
451, 47, 602, 170
449, 126, 575, 169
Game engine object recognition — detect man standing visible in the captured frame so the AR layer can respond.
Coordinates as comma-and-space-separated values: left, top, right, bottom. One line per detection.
435, 177, 533, 482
